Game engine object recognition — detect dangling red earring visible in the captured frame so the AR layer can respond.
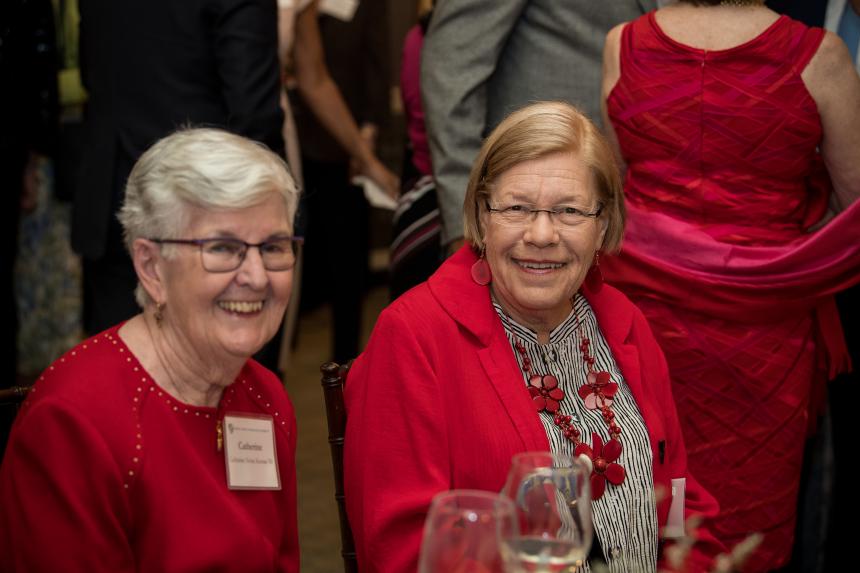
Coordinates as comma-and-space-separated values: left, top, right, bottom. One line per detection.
471, 246, 492, 285
584, 251, 603, 292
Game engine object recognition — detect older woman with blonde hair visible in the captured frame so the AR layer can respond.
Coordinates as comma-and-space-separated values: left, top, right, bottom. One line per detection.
1, 128, 302, 572
344, 101, 721, 572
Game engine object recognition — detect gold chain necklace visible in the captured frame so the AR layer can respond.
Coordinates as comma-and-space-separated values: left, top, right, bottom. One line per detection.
719, 0, 765, 6
144, 315, 198, 405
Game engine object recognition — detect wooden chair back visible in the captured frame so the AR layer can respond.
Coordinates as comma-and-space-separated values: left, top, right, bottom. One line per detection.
320, 361, 357, 573
0, 385, 32, 407
1, 384, 33, 453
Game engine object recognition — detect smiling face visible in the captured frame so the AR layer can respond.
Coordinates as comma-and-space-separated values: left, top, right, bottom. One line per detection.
480, 152, 606, 332
157, 193, 294, 362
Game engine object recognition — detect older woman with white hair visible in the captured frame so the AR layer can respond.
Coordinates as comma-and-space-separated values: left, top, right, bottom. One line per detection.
0, 128, 302, 572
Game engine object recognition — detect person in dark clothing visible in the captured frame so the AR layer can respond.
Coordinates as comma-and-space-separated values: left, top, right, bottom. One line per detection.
389, 7, 442, 300
74, 0, 285, 339
290, 0, 389, 363
0, 0, 58, 456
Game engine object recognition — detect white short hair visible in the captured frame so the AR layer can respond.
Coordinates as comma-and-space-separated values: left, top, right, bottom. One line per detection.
118, 127, 299, 307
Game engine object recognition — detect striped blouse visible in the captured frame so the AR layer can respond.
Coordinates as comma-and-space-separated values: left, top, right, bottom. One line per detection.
495, 294, 659, 572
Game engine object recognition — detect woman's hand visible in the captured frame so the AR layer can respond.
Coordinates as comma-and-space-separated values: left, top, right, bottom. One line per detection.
359, 154, 400, 200
350, 122, 399, 199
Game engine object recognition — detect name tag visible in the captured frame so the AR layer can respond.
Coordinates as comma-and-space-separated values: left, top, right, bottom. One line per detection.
223, 414, 281, 490
663, 477, 686, 539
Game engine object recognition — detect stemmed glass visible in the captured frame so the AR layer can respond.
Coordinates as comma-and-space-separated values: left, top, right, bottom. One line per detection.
500, 452, 592, 572
418, 490, 520, 573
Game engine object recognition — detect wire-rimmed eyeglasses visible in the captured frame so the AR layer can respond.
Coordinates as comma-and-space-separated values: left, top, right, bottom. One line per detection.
149, 236, 304, 272
485, 202, 603, 228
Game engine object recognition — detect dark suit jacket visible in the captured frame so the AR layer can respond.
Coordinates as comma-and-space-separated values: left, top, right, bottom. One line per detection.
0, 0, 57, 162
74, 0, 284, 259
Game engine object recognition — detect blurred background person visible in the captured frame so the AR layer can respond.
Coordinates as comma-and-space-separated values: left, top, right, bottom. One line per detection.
74, 0, 284, 358
277, 0, 397, 196
14, 0, 85, 391
276, 0, 397, 366
288, 0, 391, 363
421, 0, 656, 259
345, 102, 723, 573
601, 0, 860, 570
389, 0, 442, 299
0, 0, 58, 456
1, 129, 302, 572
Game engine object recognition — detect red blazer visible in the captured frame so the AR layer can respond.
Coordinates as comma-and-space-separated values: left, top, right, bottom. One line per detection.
344, 246, 721, 572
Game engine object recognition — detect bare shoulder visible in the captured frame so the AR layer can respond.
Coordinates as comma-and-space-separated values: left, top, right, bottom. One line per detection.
603, 22, 627, 65
802, 30, 860, 210
602, 22, 629, 93
804, 30, 854, 83
603, 22, 626, 67
803, 30, 858, 109
606, 22, 627, 47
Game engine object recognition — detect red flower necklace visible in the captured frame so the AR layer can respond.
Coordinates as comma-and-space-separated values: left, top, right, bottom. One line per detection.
514, 314, 626, 501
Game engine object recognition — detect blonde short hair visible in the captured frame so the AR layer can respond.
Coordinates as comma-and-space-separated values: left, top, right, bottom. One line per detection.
118, 127, 299, 307
463, 101, 624, 253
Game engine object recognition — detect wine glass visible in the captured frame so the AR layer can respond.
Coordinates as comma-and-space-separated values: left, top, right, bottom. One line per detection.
500, 452, 592, 572
418, 489, 520, 573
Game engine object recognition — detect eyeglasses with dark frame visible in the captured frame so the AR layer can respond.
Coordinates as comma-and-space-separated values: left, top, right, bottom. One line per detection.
485, 202, 603, 228
148, 236, 304, 272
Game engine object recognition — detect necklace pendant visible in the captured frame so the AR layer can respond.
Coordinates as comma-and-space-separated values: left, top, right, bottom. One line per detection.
584, 391, 614, 410
578, 370, 618, 410
573, 432, 626, 500
528, 374, 564, 413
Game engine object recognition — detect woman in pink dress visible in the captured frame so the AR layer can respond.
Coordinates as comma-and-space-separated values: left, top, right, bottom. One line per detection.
600, 0, 860, 570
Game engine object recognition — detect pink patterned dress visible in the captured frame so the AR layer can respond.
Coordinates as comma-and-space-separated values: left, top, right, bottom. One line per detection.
604, 12, 860, 571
